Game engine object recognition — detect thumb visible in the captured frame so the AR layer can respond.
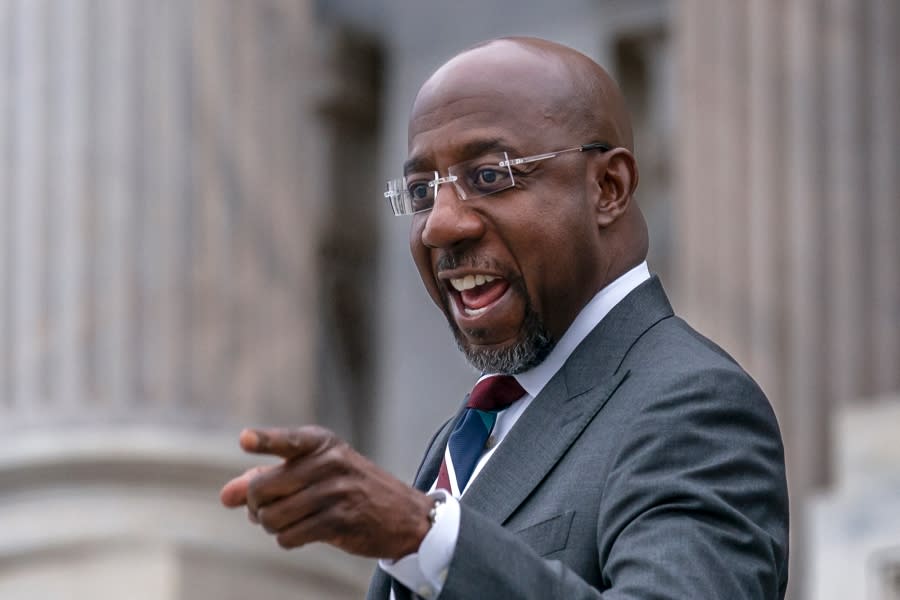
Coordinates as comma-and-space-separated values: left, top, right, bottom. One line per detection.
219, 465, 272, 508
239, 426, 332, 460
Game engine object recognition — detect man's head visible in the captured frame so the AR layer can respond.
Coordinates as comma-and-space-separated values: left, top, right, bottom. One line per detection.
403, 37, 648, 373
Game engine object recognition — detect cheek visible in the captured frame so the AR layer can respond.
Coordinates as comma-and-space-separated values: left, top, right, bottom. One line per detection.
409, 222, 444, 306
506, 194, 595, 303
500, 218, 569, 294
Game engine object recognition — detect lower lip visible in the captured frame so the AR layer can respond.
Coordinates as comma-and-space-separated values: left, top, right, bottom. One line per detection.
449, 283, 514, 328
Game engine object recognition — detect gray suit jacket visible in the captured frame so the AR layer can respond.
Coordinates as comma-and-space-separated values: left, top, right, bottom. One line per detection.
367, 277, 789, 599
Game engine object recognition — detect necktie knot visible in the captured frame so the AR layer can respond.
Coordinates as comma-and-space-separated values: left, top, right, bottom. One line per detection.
466, 375, 525, 412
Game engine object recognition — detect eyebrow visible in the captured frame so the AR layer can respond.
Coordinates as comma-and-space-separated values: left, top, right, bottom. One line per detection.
403, 137, 513, 176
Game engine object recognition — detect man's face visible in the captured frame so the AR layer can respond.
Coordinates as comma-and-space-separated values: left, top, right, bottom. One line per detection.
406, 50, 605, 373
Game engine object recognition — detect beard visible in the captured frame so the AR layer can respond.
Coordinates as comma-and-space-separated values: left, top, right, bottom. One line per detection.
439, 278, 556, 375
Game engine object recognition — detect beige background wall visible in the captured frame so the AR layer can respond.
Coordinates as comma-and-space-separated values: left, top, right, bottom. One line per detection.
0, 0, 897, 598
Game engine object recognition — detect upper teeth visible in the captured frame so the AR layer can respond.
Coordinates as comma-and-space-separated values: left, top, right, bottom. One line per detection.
450, 274, 497, 292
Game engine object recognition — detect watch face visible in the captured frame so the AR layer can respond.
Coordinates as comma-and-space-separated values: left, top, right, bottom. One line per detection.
428, 497, 445, 525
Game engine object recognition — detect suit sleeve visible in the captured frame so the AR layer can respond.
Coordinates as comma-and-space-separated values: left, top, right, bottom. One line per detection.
436, 367, 789, 599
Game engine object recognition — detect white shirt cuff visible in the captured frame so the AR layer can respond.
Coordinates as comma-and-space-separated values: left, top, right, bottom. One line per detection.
378, 489, 459, 599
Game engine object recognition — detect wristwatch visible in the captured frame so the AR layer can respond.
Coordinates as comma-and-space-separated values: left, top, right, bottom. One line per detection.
427, 495, 446, 526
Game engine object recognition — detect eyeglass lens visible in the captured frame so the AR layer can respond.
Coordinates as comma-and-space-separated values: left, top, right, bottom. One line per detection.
385, 152, 516, 215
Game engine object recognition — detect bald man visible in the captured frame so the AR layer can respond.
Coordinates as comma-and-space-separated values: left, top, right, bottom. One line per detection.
221, 38, 789, 599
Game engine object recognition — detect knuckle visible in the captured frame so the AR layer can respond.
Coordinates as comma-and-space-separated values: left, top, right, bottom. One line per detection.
325, 517, 351, 544
285, 429, 303, 448
246, 481, 263, 506
321, 445, 343, 467
336, 477, 363, 500
307, 424, 330, 439
327, 478, 352, 499
328, 503, 349, 526
257, 507, 275, 533
324, 442, 354, 468
311, 425, 341, 449
247, 473, 263, 495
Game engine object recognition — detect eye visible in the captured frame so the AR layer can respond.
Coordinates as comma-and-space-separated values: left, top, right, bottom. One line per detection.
477, 169, 499, 184
405, 178, 435, 212
471, 167, 510, 191
408, 182, 430, 199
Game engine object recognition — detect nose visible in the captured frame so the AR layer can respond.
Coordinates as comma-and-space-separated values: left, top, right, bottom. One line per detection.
420, 180, 485, 249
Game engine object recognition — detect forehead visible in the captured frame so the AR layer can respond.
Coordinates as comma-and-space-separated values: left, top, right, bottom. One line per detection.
406, 114, 532, 174
406, 45, 573, 168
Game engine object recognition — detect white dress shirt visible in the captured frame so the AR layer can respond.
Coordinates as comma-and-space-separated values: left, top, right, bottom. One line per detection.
381, 262, 651, 599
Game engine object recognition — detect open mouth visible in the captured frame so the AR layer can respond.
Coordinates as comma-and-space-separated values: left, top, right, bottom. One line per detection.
448, 274, 511, 317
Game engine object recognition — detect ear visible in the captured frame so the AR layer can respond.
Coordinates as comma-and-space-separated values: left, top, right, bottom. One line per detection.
588, 147, 639, 227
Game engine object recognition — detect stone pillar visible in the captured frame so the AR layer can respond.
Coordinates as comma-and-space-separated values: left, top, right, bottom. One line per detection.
0, 0, 320, 429
675, 1, 900, 598
311, 29, 382, 454
0, 1, 376, 597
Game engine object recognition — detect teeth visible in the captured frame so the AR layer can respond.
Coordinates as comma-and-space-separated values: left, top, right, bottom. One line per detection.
464, 305, 490, 316
449, 274, 498, 292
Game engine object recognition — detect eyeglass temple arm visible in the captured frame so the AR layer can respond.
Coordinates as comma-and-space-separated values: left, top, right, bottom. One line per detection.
580, 142, 611, 152
500, 142, 612, 167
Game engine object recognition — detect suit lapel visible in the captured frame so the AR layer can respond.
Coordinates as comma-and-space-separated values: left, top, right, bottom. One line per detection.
411, 399, 466, 491
460, 276, 673, 524
460, 368, 628, 524
365, 567, 391, 600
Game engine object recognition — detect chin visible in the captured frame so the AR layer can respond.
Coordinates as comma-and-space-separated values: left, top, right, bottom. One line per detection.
447, 306, 556, 375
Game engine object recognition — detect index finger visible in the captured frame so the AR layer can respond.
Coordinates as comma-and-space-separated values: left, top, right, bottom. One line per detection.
239, 426, 332, 460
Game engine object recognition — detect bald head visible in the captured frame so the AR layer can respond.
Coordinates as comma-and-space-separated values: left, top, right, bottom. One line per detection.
412, 37, 634, 152
411, 37, 647, 271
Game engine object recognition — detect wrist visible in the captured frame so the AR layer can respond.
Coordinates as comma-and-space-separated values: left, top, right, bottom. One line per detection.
394, 492, 442, 559
378, 491, 458, 596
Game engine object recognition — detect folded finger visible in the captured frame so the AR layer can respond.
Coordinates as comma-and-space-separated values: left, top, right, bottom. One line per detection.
256, 478, 337, 534
220, 465, 273, 508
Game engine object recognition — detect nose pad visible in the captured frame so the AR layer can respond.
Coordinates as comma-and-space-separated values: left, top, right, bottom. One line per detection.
429, 175, 465, 213
447, 176, 468, 203
431, 174, 461, 203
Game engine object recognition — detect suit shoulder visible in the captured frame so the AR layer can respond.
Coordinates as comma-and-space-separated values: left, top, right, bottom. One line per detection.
621, 316, 760, 390
626, 315, 745, 373
615, 315, 777, 426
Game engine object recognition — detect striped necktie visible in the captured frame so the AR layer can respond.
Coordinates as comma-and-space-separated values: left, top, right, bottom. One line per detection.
435, 375, 525, 495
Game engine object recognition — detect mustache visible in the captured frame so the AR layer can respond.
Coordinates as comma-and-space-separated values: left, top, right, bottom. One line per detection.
435, 252, 505, 274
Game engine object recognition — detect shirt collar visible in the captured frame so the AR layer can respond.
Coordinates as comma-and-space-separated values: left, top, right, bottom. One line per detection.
513, 261, 651, 398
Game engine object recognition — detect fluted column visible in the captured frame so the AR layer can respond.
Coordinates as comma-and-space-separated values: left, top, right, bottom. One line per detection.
675, 1, 900, 598
869, 0, 900, 396
0, 1, 377, 598
0, 0, 324, 429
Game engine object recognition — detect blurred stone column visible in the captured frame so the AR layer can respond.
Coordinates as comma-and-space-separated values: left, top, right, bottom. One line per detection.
0, 1, 376, 598
0, 0, 319, 430
676, 1, 900, 598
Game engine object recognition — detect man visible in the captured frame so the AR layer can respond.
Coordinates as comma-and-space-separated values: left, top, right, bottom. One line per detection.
220, 37, 789, 599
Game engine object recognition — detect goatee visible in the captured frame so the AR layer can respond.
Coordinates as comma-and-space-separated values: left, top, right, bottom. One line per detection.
441, 280, 555, 374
